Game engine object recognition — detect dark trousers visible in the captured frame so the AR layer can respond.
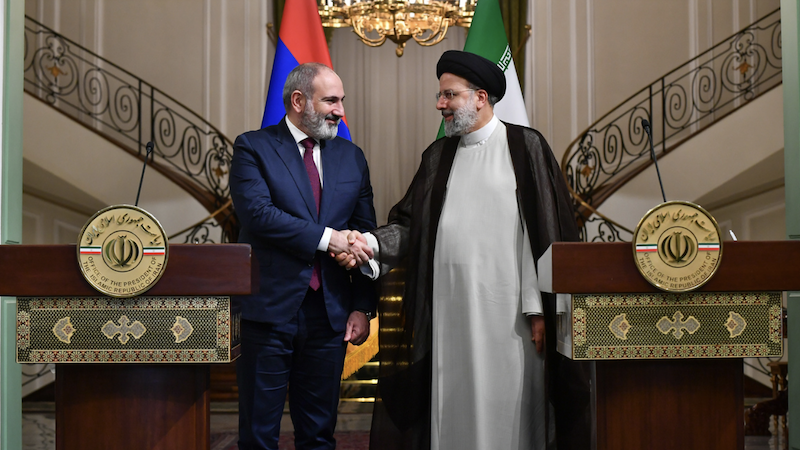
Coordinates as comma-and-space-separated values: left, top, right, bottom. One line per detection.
237, 289, 348, 450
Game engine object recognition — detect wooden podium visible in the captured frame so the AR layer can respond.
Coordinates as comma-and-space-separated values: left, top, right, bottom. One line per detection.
1, 244, 256, 450
539, 241, 798, 450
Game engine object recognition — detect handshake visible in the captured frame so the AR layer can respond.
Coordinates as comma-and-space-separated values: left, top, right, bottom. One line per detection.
327, 229, 372, 270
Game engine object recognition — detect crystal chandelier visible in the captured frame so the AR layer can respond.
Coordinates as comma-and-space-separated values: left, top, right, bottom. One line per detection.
318, 0, 477, 57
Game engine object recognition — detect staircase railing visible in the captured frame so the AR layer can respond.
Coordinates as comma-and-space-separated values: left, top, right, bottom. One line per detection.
562, 8, 782, 242
23, 16, 237, 244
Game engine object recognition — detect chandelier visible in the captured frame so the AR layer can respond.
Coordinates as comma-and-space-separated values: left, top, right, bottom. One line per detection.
318, 0, 477, 57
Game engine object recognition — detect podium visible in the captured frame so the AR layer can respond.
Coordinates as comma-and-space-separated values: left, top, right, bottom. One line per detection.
539, 241, 797, 450
1, 244, 256, 450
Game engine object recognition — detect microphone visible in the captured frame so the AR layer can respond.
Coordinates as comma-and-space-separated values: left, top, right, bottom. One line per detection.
641, 119, 667, 203
135, 142, 154, 207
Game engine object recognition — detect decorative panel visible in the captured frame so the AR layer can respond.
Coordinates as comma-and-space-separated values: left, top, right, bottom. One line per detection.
560, 291, 782, 360
17, 296, 240, 363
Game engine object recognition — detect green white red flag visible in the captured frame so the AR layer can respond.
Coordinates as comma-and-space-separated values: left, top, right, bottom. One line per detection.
438, 0, 530, 138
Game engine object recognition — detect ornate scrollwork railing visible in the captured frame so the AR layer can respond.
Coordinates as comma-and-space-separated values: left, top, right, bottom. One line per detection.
563, 8, 781, 242
580, 216, 632, 243
23, 16, 237, 243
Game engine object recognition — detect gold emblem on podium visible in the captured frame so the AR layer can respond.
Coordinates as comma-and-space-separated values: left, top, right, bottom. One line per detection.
633, 201, 722, 292
77, 205, 168, 298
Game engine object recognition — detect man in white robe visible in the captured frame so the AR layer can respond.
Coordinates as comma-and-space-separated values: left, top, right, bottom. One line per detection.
337, 51, 591, 450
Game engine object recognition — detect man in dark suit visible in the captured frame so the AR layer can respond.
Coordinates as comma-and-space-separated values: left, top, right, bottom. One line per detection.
230, 62, 377, 450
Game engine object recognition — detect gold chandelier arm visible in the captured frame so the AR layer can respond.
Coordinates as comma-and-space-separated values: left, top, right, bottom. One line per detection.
413, 15, 450, 47
320, 0, 476, 56
351, 18, 388, 47
413, 31, 447, 46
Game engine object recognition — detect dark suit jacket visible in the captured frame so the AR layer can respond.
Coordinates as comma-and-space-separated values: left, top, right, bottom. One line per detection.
230, 118, 377, 331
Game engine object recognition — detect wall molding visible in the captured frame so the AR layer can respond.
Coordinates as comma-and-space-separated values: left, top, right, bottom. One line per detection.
54, 218, 80, 244
21, 210, 42, 244
586, 0, 594, 124
569, 0, 578, 139
742, 201, 786, 240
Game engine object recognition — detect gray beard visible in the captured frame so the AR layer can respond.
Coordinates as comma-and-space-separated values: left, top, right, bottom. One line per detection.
302, 102, 340, 140
443, 95, 479, 137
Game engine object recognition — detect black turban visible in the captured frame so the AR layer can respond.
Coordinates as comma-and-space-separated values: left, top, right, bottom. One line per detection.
436, 50, 506, 101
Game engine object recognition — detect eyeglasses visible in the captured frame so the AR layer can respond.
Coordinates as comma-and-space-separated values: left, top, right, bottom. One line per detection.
435, 89, 475, 101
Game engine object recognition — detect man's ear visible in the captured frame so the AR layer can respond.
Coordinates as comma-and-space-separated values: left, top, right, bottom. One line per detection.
290, 90, 306, 114
475, 89, 489, 109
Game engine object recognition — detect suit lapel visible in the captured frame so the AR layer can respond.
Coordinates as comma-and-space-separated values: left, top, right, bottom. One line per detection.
318, 139, 341, 225
273, 119, 318, 220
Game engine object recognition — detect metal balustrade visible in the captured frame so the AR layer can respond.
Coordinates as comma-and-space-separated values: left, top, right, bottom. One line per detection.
24, 16, 237, 244
562, 8, 782, 243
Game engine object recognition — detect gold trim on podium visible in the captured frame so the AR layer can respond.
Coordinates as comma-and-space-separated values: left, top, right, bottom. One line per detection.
558, 291, 782, 360
17, 296, 240, 363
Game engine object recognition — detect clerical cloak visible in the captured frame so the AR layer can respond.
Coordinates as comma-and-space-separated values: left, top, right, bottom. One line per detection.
368, 123, 591, 450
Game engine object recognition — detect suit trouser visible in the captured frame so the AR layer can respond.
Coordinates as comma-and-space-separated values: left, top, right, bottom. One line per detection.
237, 288, 347, 450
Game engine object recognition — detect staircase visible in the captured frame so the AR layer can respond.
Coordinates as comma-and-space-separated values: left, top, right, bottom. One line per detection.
24, 16, 237, 245
561, 8, 782, 243
559, 8, 787, 442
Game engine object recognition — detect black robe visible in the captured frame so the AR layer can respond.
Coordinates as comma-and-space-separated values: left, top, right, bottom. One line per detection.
369, 123, 591, 450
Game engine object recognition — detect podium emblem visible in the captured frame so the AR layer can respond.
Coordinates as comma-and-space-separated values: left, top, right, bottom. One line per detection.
633, 201, 722, 292
77, 205, 169, 298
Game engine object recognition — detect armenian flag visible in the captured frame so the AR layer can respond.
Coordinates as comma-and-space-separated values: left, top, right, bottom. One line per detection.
261, 0, 351, 140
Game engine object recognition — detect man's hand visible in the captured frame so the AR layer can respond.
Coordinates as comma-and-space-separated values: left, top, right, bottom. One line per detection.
344, 310, 370, 346
531, 315, 545, 354
330, 230, 372, 269
327, 229, 353, 254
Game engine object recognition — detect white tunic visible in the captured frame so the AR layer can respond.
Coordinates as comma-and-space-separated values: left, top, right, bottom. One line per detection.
430, 117, 547, 450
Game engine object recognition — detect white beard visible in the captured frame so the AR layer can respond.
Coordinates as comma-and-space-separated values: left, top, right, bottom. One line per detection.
443, 94, 478, 137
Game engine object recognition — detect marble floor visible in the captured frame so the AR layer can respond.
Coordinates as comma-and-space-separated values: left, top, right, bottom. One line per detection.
20, 402, 786, 450
22, 413, 54, 450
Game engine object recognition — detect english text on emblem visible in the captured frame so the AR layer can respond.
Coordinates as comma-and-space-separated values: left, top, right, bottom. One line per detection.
633, 201, 722, 292
77, 205, 168, 298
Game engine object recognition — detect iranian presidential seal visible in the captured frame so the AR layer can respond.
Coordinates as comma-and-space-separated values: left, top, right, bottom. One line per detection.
633, 201, 722, 292
77, 205, 168, 298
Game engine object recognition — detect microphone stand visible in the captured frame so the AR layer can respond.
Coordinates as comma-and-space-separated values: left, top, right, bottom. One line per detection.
135, 142, 154, 207
642, 118, 667, 203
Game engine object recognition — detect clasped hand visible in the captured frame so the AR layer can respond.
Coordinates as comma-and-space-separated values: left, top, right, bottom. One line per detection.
328, 230, 371, 269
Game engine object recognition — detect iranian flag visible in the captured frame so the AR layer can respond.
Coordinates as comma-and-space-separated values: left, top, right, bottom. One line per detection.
439, 0, 529, 138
